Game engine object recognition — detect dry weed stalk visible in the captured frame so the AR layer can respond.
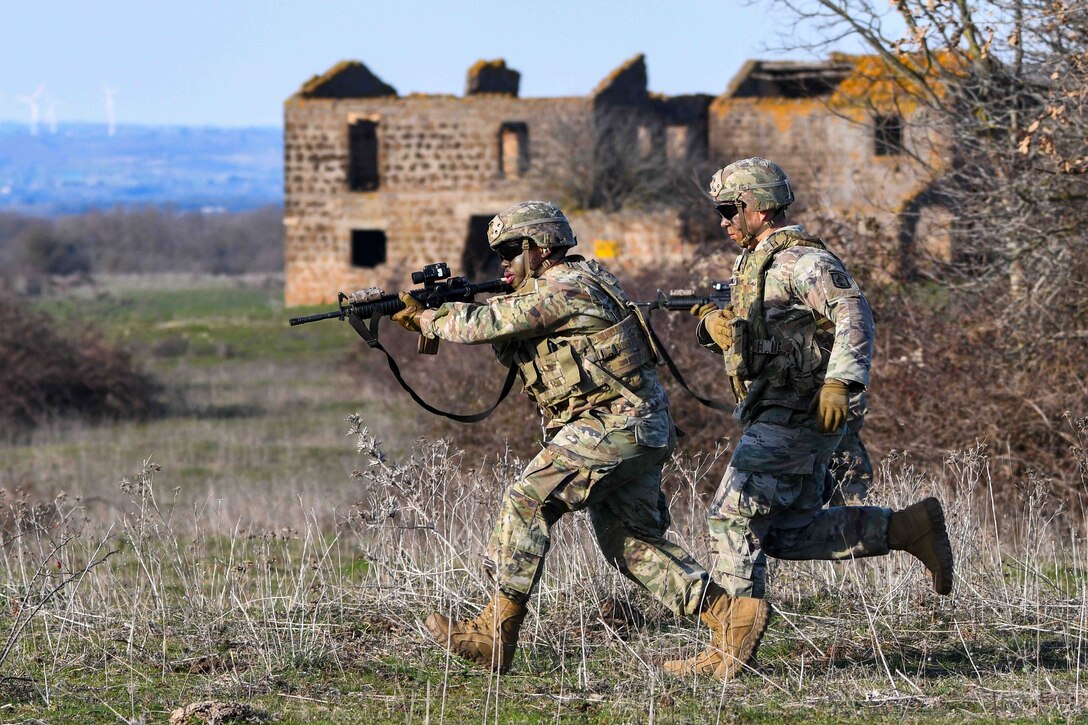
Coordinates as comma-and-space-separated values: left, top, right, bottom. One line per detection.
0, 416, 1085, 718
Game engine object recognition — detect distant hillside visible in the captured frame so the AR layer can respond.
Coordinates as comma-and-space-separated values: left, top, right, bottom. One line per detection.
0, 122, 282, 216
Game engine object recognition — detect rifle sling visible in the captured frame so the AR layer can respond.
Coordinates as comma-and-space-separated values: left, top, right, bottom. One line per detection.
349, 309, 723, 420
378, 339, 517, 424
644, 317, 733, 413
370, 337, 518, 423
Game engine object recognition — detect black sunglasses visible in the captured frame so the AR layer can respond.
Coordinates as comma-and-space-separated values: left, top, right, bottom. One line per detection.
495, 240, 526, 262
716, 203, 743, 221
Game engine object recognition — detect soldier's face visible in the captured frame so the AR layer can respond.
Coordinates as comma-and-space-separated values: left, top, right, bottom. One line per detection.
498, 242, 543, 288
719, 203, 765, 249
502, 251, 524, 287
717, 202, 747, 246
510, 248, 553, 287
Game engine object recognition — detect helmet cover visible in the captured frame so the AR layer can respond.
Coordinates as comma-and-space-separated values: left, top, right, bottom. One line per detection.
708, 157, 794, 212
487, 201, 577, 250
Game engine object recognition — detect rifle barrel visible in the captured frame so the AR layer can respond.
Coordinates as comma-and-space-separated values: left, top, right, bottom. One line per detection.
289, 309, 344, 326
288, 277, 511, 327
471, 279, 513, 295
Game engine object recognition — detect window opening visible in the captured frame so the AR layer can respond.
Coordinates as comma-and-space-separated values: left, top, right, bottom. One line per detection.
349, 120, 379, 190
666, 125, 690, 160
461, 215, 502, 279
351, 229, 387, 268
874, 115, 904, 156
499, 122, 529, 178
637, 126, 654, 158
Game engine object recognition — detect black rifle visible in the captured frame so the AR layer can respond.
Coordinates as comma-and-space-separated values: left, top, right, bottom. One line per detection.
634, 281, 731, 313
290, 262, 511, 351
289, 262, 515, 422
632, 282, 734, 412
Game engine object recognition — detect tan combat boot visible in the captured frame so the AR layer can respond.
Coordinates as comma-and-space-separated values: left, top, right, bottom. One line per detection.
663, 582, 770, 681
424, 592, 527, 673
888, 496, 955, 595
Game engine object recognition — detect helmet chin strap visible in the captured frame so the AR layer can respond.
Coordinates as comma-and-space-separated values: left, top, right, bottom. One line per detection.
519, 239, 533, 282
515, 236, 563, 288
733, 205, 773, 249
523, 238, 562, 282
733, 207, 757, 249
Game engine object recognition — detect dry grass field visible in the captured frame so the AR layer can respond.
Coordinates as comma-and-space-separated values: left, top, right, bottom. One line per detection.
2, 275, 1087, 723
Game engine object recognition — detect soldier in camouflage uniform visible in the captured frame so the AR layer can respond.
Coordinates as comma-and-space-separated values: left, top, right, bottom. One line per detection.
392, 201, 721, 674
666, 158, 955, 681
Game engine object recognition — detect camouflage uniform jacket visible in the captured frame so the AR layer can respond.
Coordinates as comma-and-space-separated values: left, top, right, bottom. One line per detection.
699, 225, 874, 424
417, 256, 671, 439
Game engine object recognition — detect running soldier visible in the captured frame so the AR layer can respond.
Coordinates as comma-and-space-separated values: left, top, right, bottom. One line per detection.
392, 201, 730, 674
667, 158, 954, 681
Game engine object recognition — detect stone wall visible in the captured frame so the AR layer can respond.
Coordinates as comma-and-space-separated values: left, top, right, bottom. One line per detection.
568, 208, 688, 269
284, 94, 594, 305
283, 55, 708, 306
708, 96, 931, 225
285, 55, 950, 306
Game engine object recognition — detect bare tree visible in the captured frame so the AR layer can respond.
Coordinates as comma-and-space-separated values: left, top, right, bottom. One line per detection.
537, 108, 713, 215
775, 0, 1088, 335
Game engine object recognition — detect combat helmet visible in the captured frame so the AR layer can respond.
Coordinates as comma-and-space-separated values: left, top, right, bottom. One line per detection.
487, 201, 577, 251
708, 157, 794, 212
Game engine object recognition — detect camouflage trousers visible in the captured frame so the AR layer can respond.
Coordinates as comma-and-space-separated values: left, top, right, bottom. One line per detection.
486, 412, 708, 615
823, 417, 874, 507
708, 408, 891, 598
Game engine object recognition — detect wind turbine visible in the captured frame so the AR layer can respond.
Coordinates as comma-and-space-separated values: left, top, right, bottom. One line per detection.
17, 84, 45, 136
44, 97, 61, 135
104, 84, 118, 137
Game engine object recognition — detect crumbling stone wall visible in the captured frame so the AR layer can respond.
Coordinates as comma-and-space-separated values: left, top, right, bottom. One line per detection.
284, 55, 945, 306
568, 208, 688, 266
284, 57, 705, 306
285, 93, 599, 305
707, 58, 949, 274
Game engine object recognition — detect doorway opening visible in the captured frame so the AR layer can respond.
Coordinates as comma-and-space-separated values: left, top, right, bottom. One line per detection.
461, 214, 502, 280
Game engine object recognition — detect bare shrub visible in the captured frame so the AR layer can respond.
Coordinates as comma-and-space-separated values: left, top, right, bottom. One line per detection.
11, 223, 92, 277
862, 281, 1088, 507
539, 110, 717, 217
0, 206, 284, 292
774, 0, 1088, 337
0, 296, 160, 432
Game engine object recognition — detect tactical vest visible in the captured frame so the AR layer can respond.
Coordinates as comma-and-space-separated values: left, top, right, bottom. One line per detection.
725, 228, 833, 421
512, 259, 656, 421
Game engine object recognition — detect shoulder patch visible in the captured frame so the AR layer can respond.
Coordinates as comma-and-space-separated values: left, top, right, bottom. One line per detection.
830, 271, 852, 289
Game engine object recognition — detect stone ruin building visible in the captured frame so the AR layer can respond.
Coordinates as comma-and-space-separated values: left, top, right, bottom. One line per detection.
284, 54, 945, 306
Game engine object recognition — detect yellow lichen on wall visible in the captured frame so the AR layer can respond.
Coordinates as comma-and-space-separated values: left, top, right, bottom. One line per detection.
756, 98, 818, 135
828, 52, 960, 116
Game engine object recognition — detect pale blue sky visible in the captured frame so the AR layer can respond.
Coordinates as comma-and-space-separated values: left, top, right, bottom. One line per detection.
0, 0, 858, 128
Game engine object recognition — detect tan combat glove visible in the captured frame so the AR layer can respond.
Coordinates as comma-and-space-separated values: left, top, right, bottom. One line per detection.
391, 292, 423, 333
816, 379, 850, 434
703, 307, 736, 350
690, 302, 719, 319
